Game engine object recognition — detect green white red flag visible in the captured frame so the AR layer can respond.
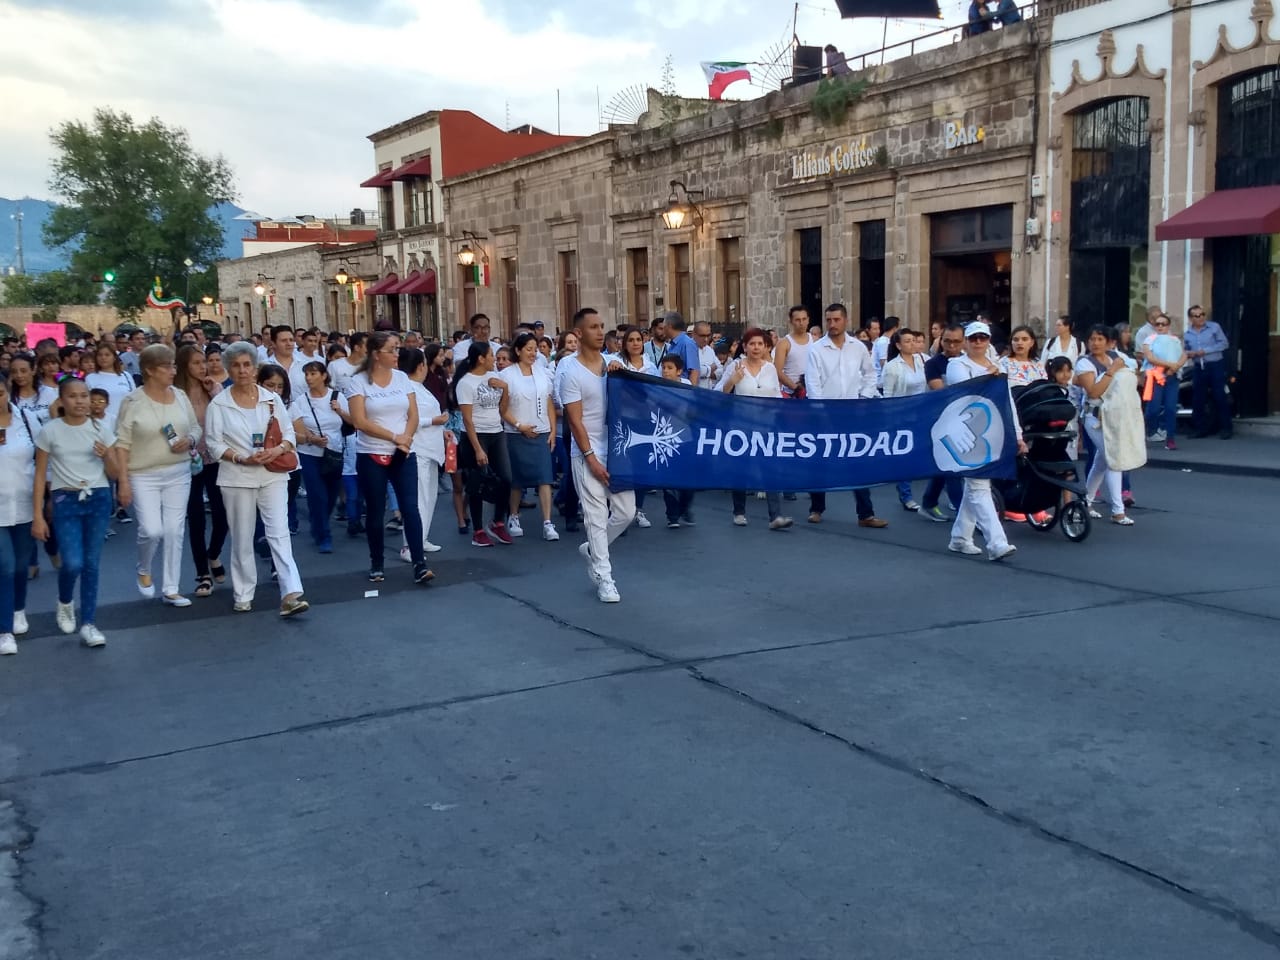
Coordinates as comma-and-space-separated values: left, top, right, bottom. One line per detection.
701, 61, 752, 99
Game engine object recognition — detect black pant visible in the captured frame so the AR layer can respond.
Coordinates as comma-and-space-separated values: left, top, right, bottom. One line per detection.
554, 431, 579, 521
810, 488, 874, 520
187, 462, 229, 577
663, 489, 695, 522
460, 432, 512, 530
1190, 360, 1232, 435
356, 453, 424, 569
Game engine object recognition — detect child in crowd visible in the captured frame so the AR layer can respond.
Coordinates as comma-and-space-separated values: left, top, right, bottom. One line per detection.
658, 355, 694, 527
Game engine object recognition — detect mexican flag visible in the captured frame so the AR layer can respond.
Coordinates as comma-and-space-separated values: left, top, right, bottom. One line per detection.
702, 61, 752, 100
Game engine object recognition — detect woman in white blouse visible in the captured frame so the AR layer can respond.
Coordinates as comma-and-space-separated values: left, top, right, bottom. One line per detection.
289, 361, 350, 555
85, 343, 137, 432
204, 342, 309, 617
881, 328, 928, 512
398, 348, 449, 560
720, 328, 793, 530
499, 333, 559, 541
0, 373, 39, 655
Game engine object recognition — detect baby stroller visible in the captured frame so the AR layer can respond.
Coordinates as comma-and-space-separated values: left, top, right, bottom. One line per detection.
991, 381, 1091, 542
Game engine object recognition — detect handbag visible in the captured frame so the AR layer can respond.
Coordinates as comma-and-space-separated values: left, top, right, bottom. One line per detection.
338, 388, 356, 437
305, 391, 344, 476
263, 399, 299, 473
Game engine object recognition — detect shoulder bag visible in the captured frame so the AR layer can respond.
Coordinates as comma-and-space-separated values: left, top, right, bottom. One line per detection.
264, 399, 300, 473
305, 391, 344, 475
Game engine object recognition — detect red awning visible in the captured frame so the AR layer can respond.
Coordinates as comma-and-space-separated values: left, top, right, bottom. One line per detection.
359, 168, 395, 188
1155, 186, 1280, 241
364, 274, 399, 295
386, 271, 420, 294
399, 269, 437, 295
390, 156, 432, 180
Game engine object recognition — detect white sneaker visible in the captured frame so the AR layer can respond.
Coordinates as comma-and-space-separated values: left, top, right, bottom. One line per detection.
579, 542, 602, 585
399, 545, 413, 563
597, 579, 621, 603
542, 521, 560, 542
948, 539, 983, 556
163, 594, 192, 608
733, 514, 748, 526
507, 516, 524, 538
55, 601, 76, 635
79, 624, 106, 648
136, 567, 156, 599
12, 610, 28, 636
233, 601, 252, 613
987, 543, 1018, 562
768, 516, 794, 530
635, 510, 651, 529
0, 633, 15, 656
424, 541, 443, 553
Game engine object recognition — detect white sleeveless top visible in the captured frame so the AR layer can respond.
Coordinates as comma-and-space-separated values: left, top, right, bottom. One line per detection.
781, 333, 811, 384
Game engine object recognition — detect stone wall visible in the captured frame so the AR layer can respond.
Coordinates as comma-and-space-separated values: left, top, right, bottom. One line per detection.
0, 305, 123, 339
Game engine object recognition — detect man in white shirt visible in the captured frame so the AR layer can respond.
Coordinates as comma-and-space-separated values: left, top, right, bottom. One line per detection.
804, 303, 888, 529
452, 313, 504, 365
269, 325, 309, 401
327, 331, 366, 394
560, 307, 635, 603
693, 321, 722, 389
297, 328, 323, 361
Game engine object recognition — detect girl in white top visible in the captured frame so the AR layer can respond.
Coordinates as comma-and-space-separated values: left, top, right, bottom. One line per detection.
773, 308, 814, 397
722, 328, 793, 530
0, 373, 40, 655
453, 340, 513, 547
9, 355, 57, 425
84, 343, 137, 432
881, 329, 929, 513
397, 348, 449, 561
345, 331, 433, 584
289, 360, 351, 554
115, 344, 201, 608
204, 342, 309, 617
997, 325, 1047, 388
499, 333, 559, 541
32, 378, 118, 648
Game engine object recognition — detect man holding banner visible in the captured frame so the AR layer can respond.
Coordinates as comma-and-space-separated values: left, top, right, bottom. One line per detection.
803, 304, 889, 529
561, 308, 635, 604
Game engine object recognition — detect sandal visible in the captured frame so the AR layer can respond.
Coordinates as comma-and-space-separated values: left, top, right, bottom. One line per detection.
209, 559, 226, 583
1111, 514, 1135, 526
194, 575, 213, 598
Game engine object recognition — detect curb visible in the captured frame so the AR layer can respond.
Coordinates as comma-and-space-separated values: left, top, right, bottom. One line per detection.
1145, 458, 1280, 480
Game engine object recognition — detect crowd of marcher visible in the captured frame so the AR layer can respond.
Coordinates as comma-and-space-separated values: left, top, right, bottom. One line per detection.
0, 301, 1229, 648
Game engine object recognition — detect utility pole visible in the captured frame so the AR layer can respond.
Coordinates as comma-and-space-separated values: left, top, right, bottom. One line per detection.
12, 208, 24, 275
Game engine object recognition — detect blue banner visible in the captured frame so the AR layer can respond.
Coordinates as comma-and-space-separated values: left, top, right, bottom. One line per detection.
606, 371, 1017, 492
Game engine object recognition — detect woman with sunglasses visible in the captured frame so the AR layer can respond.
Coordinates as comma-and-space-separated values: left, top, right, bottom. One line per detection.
1140, 313, 1184, 450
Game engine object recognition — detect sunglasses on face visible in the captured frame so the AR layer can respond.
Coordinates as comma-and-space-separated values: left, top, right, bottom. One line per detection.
967, 334, 991, 342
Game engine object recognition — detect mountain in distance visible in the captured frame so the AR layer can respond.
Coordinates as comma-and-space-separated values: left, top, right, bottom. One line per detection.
0, 197, 251, 274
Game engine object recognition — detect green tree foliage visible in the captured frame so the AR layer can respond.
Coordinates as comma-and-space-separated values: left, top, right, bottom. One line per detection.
1, 270, 100, 308
43, 108, 236, 313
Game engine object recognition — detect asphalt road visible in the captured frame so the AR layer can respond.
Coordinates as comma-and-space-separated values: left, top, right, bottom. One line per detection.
2, 467, 1279, 960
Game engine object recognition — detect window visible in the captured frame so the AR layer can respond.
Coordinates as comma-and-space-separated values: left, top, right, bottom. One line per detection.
330, 290, 340, 330
718, 238, 742, 327
378, 185, 395, 231
1070, 97, 1151, 248
461, 264, 478, 325
288, 297, 296, 325
1218, 67, 1280, 189
243, 301, 253, 327
859, 220, 886, 326
797, 227, 823, 326
502, 257, 520, 334
931, 207, 1013, 255
629, 248, 650, 326
559, 250, 579, 324
306, 296, 315, 326
670, 243, 691, 319
405, 179, 434, 228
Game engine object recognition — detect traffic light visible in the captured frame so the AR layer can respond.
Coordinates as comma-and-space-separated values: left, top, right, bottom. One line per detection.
103, 270, 116, 284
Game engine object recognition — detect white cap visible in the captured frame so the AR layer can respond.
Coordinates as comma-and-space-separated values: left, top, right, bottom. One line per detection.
964, 321, 992, 339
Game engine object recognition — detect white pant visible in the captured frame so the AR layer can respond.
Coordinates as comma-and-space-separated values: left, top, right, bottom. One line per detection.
572, 457, 635, 586
1083, 414, 1123, 515
221, 481, 304, 604
131, 462, 192, 597
950, 477, 1009, 552
404, 455, 440, 549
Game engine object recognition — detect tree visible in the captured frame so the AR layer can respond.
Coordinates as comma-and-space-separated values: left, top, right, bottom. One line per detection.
0, 270, 100, 308
43, 108, 236, 315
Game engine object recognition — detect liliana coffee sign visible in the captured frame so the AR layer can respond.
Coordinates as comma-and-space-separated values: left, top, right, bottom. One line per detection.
789, 137, 881, 181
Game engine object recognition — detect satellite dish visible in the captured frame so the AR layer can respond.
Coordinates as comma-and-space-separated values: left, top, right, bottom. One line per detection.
601, 84, 650, 126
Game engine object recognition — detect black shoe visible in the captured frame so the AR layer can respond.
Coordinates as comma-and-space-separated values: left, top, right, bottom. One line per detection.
679, 512, 696, 526
368, 569, 385, 583
386, 515, 404, 531
413, 562, 435, 584
347, 522, 366, 537
115, 507, 133, 524
457, 523, 470, 536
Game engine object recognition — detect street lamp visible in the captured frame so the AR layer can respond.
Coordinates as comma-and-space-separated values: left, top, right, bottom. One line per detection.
335, 262, 351, 285
253, 279, 266, 297
457, 244, 476, 267
660, 180, 704, 230
456, 230, 487, 266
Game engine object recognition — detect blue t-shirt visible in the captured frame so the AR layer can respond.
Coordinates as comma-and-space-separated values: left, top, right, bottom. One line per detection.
667, 332, 701, 379
924, 352, 951, 384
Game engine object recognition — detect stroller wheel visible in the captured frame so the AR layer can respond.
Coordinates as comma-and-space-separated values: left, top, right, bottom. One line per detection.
1060, 500, 1091, 542
1026, 505, 1059, 532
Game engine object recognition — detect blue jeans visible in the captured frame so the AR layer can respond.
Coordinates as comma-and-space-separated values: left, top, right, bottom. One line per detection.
1191, 360, 1232, 435
298, 454, 341, 548
922, 475, 964, 512
50, 487, 111, 625
0, 522, 33, 634
356, 453, 423, 569
343, 474, 363, 532
1144, 374, 1179, 439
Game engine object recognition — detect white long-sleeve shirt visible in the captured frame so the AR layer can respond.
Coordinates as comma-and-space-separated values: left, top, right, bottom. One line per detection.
205, 386, 298, 489
803, 335, 877, 400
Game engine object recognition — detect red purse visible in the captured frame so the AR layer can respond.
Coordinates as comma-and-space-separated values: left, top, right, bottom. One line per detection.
264, 400, 299, 473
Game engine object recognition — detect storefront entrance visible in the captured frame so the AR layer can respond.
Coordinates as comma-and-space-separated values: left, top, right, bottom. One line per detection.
797, 227, 823, 326
929, 205, 1013, 343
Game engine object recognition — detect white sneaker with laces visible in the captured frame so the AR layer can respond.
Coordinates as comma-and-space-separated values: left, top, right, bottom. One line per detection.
948, 539, 983, 556
399, 545, 412, 563
12, 610, 27, 636
424, 542, 443, 553
578, 542, 601, 585
542, 521, 560, 541
987, 543, 1018, 562
0, 633, 15, 656
79, 624, 106, 648
635, 510, 651, 529
597, 579, 621, 603
55, 601, 76, 635
507, 516, 524, 538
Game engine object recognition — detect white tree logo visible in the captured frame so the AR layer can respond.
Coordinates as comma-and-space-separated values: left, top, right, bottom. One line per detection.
612, 410, 687, 467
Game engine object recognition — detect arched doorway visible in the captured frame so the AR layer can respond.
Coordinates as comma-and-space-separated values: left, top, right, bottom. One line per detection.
1068, 97, 1151, 333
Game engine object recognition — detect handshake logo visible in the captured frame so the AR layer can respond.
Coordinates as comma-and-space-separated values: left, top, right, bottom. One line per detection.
931, 396, 1004, 473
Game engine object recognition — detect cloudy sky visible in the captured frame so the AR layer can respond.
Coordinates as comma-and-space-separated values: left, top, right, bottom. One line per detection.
0, 0, 971, 217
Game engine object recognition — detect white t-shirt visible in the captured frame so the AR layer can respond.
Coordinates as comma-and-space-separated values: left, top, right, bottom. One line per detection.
724, 359, 782, 398
0, 409, 40, 526
84, 371, 137, 431
289, 389, 350, 458
557, 355, 608, 462
346, 369, 416, 456
872, 335, 892, 386
499, 365, 552, 434
452, 337, 503, 365
275, 354, 310, 405
455, 371, 504, 434
326, 357, 359, 394
698, 345, 721, 389
35, 417, 114, 491
13, 385, 57, 426
410, 383, 446, 466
